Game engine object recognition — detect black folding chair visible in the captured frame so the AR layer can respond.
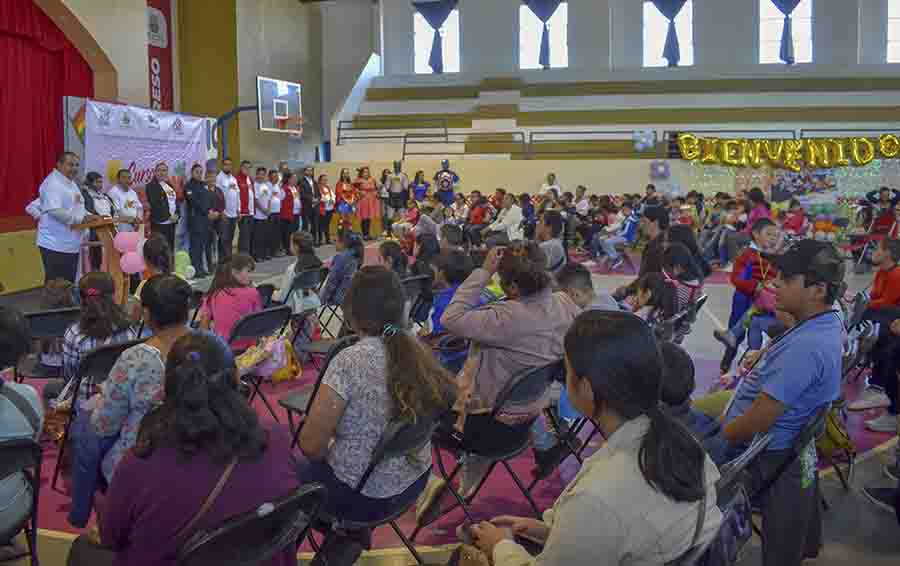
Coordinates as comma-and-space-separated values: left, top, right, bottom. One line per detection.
14, 307, 81, 383
257, 284, 276, 308
52, 339, 144, 492
308, 416, 443, 566
188, 289, 205, 329
279, 336, 359, 449
280, 268, 323, 308
228, 306, 293, 423
401, 274, 432, 329
651, 294, 708, 344
176, 483, 326, 566
0, 438, 43, 566
412, 361, 563, 538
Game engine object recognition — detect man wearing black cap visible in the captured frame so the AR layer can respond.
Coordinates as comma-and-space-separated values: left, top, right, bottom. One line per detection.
709, 240, 846, 566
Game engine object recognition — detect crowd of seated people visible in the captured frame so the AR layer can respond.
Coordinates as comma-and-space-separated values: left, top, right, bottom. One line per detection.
6, 176, 900, 566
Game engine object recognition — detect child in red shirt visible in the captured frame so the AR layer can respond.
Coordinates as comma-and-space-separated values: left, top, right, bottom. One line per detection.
714, 218, 780, 351
782, 198, 809, 237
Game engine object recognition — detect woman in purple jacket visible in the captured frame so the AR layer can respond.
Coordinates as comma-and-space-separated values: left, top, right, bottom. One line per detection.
67, 331, 300, 566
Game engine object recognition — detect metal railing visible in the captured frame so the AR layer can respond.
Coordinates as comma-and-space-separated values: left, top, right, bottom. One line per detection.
402, 131, 527, 159
527, 130, 660, 158
336, 118, 448, 146
799, 128, 900, 138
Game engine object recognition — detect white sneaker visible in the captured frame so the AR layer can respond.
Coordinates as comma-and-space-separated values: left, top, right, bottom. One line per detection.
848, 388, 891, 411
721, 263, 733, 273
864, 413, 898, 433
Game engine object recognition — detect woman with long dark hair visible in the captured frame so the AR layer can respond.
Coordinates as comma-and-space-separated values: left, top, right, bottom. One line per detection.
200, 254, 261, 344
52, 273, 137, 409
67, 275, 193, 528
299, 266, 453, 564
666, 224, 712, 278
466, 311, 721, 565
319, 229, 364, 310
68, 331, 300, 566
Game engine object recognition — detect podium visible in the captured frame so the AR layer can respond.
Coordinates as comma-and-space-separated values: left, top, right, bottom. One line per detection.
72, 218, 129, 305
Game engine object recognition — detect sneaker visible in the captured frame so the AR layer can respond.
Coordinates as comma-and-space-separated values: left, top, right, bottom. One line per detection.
415, 477, 450, 526
609, 257, 624, 270
884, 462, 899, 483
849, 387, 891, 411
713, 329, 738, 351
721, 263, 733, 273
862, 486, 898, 514
864, 413, 898, 433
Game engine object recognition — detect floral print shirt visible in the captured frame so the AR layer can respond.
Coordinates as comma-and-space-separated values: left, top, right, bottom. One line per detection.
90, 343, 165, 482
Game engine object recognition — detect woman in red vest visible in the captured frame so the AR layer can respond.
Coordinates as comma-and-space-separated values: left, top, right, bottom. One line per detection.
279, 172, 301, 254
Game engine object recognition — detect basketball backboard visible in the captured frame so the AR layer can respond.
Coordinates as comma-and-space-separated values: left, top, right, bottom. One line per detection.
256, 76, 303, 136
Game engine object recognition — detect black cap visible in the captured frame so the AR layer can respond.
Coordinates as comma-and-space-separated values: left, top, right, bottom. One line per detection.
763, 240, 846, 287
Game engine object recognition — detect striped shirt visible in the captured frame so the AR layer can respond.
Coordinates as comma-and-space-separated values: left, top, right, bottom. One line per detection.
61, 323, 138, 407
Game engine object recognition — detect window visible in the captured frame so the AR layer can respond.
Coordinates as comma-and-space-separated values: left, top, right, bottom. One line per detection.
759, 0, 812, 64
519, 2, 569, 70
413, 9, 460, 74
888, 0, 900, 62
643, 0, 694, 67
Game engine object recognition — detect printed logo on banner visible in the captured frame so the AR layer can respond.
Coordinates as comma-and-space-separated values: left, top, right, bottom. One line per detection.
147, 112, 160, 129
172, 118, 184, 135
97, 105, 112, 127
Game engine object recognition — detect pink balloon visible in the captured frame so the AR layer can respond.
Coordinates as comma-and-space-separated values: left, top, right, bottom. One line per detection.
114, 232, 141, 254
120, 252, 146, 274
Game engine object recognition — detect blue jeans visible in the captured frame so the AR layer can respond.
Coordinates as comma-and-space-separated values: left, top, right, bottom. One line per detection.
531, 388, 583, 451
591, 234, 627, 260
68, 411, 117, 528
729, 312, 777, 350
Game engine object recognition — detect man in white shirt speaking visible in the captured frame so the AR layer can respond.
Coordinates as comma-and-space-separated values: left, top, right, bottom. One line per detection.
35, 152, 99, 283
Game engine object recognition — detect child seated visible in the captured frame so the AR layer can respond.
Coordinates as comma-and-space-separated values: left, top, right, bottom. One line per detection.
391, 200, 420, 239
782, 198, 809, 237
626, 272, 678, 325
590, 201, 638, 270
659, 342, 720, 440
199, 254, 262, 346
714, 218, 780, 353
274, 232, 323, 314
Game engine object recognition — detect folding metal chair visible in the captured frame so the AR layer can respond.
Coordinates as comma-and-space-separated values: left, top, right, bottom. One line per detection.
52, 339, 144, 492
308, 416, 443, 566
0, 438, 43, 566
412, 361, 563, 538
228, 306, 293, 422
187, 289, 205, 329
177, 484, 326, 566
14, 307, 81, 383
279, 335, 359, 448
401, 274, 431, 329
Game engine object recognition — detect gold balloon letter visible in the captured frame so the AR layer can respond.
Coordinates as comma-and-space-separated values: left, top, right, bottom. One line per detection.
762, 140, 784, 166
804, 139, 833, 169
741, 139, 764, 168
677, 134, 701, 161
880, 134, 900, 159
781, 140, 803, 172
721, 139, 744, 166
700, 138, 721, 165
827, 138, 850, 167
851, 137, 876, 166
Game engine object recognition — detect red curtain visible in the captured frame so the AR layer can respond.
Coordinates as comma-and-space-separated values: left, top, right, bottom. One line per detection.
0, 0, 93, 228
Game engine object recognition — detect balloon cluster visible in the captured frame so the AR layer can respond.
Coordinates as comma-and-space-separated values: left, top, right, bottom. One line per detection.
677, 133, 900, 172
114, 233, 145, 274
649, 160, 670, 180
633, 129, 656, 152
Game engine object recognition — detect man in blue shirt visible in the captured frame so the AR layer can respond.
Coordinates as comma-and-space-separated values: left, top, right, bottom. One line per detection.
708, 240, 846, 566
